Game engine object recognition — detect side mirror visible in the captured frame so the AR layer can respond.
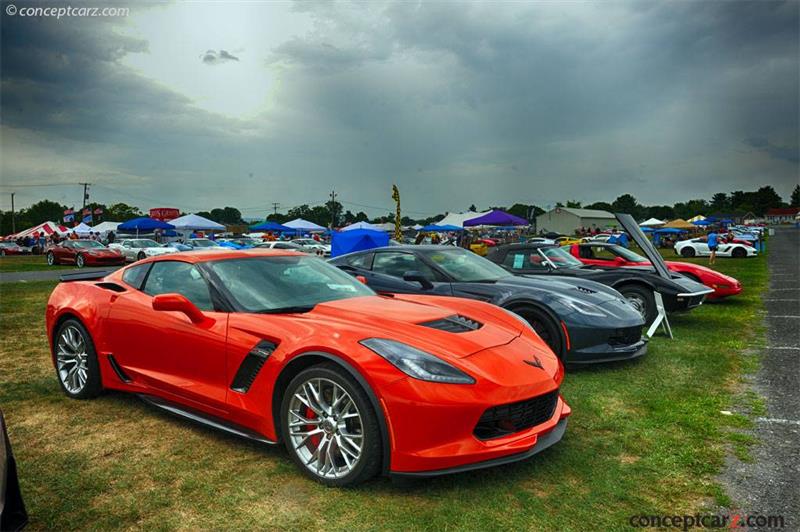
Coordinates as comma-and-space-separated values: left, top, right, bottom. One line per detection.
614, 256, 626, 265
355, 275, 368, 285
152, 293, 208, 324
403, 270, 434, 290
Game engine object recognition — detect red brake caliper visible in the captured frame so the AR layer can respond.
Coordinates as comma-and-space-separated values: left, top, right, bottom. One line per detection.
305, 407, 322, 448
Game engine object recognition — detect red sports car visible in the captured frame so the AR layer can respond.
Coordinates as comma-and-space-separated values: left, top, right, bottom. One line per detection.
0, 242, 30, 256
46, 240, 125, 268
46, 250, 570, 485
565, 243, 742, 299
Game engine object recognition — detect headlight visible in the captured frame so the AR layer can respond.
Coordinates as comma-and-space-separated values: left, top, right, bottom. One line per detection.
559, 296, 607, 317
360, 338, 475, 384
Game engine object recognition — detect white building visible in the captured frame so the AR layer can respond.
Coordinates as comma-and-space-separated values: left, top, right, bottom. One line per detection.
535, 207, 619, 235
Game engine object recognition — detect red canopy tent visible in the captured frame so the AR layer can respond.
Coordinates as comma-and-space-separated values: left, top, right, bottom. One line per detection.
5, 221, 69, 240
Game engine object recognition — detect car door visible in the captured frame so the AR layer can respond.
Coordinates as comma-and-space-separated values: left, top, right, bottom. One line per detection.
57, 241, 77, 263
368, 251, 453, 295
693, 237, 710, 256
106, 260, 230, 412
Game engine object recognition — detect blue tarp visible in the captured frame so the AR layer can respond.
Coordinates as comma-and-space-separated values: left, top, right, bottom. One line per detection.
692, 219, 712, 226
117, 217, 175, 233
331, 229, 389, 257
420, 224, 463, 232
250, 221, 291, 232
653, 228, 687, 234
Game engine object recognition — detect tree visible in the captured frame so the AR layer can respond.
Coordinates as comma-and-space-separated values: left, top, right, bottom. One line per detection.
710, 193, 729, 211
203, 207, 243, 225
791, 185, 800, 208
23, 200, 67, 226
106, 203, 143, 221
611, 194, 642, 218
565, 200, 582, 208
585, 201, 613, 211
468, 204, 477, 212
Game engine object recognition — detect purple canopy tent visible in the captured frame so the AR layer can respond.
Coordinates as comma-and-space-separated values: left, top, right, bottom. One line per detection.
462, 209, 528, 227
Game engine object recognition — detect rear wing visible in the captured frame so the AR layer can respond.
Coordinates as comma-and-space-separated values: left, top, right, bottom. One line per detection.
59, 270, 112, 283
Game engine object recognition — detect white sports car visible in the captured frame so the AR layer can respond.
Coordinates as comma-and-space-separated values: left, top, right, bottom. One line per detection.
291, 238, 331, 256
674, 237, 757, 259
108, 238, 180, 262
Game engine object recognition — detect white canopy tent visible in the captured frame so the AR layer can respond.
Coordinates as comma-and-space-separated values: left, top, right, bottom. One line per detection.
341, 221, 382, 231
168, 214, 225, 231
436, 210, 491, 228
639, 217, 666, 227
284, 218, 327, 232
91, 221, 121, 235
67, 222, 93, 235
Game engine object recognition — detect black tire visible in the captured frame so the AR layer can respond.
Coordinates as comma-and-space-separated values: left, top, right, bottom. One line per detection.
617, 284, 656, 325
280, 363, 381, 487
137, 251, 146, 261
46, 251, 55, 265
513, 306, 563, 359
680, 246, 695, 258
76, 254, 85, 268
731, 247, 746, 259
53, 319, 103, 400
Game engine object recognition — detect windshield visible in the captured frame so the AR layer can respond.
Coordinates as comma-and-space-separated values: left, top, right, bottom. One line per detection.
73, 241, 106, 249
208, 255, 374, 313
608, 245, 648, 262
133, 240, 160, 248
190, 239, 220, 248
425, 248, 510, 282
538, 247, 583, 269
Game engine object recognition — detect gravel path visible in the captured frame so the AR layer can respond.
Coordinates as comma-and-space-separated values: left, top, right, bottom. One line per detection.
722, 225, 799, 528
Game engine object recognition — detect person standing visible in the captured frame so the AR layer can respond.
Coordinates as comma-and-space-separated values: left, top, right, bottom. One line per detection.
618, 232, 629, 248
707, 229, 719, 265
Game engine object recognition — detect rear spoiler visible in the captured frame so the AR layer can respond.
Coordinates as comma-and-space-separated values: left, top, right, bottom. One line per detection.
59, 270, 112, 282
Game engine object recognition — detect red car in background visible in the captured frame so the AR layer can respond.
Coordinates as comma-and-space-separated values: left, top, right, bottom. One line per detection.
565, 242, 742, 300
0, 242, 30, 256
46, 240, 125, 268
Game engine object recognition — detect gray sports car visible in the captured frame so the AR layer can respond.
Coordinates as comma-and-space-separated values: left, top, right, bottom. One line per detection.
330, 246, 647, 365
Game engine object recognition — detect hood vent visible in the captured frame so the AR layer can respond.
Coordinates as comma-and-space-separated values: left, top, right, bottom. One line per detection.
420, 315, 482, 333
575, 286, 597, 295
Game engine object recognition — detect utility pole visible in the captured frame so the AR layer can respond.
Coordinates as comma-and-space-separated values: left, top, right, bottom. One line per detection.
10, 192, 15, 234
329, 190, 337, 228
79, 182, 91, 211
271, 202, 280, 216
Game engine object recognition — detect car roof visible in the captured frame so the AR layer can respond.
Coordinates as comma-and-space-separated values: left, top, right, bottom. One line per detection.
135, 248, 306, 265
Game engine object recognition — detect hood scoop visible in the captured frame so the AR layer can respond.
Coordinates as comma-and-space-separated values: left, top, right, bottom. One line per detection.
420, 315, 482, 333
574, 285, 597, 295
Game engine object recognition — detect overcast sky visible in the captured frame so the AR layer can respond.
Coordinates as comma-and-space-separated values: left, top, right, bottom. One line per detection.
1, 1, 798, 218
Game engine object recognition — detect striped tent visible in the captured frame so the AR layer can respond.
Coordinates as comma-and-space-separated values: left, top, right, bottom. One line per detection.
6, 221, 69, 240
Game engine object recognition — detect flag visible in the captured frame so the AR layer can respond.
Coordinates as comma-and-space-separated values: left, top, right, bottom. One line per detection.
82, 208, 91, 216
64, 208, 74, 216
63, 214, 74, 223
82, 214, 92, 223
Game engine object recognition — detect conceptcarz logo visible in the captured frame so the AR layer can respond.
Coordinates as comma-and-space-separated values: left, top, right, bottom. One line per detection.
629, 513, 785, 530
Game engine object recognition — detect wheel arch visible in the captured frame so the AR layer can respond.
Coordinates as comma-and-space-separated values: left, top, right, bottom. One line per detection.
502, 299, 566, 357
271, 351, 392, 475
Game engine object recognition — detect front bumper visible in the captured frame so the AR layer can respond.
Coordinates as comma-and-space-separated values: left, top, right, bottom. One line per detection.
564, 322, 648, 364
706, 282, 743, 300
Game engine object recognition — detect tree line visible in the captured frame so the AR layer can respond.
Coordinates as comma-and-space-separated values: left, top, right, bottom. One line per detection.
2, 184, 797, 235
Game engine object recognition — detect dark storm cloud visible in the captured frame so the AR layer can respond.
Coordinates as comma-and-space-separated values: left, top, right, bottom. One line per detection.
201, 49, 239, 65
1, 1, 798, 214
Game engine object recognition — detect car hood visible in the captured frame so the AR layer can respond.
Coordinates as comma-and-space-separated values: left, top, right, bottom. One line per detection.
500, 274, 624, 305
230, 295, 523, 360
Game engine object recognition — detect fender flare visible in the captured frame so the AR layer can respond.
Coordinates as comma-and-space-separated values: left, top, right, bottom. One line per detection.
275, 351, 392, 475
501, 299, 566, 357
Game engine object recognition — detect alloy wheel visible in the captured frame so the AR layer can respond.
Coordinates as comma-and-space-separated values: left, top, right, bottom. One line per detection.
76, 254, 85, 268
47, 252, 54, 265
287, 377, 364, 480
625, 295, 648, 322
56, 325, 89, 394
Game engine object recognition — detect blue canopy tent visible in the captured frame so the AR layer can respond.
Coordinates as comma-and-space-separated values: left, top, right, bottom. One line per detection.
250, 221, 292, 232
420, 224, 463, 232
652, 227, 688, 247
117, 217, 175, 236
331, 229, 389, 258
692, 219, 713, 226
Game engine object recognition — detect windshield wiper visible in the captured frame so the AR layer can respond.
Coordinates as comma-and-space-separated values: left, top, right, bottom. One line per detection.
257, 305, 316, 314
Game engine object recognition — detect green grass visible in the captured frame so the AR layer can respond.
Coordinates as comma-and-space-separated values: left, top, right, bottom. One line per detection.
0, 254, 769, 531
0, 255, 72, 273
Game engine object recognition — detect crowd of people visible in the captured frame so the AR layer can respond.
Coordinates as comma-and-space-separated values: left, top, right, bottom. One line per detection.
11, 230, 117, 254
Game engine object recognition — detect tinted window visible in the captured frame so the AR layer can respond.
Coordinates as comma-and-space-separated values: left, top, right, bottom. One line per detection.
425, 248, 509, 282
372, 252, 437, 278
143, 261, 214, 311
122, 263, 150, 290
342, 252, 373, 270
502, 250, 547, 270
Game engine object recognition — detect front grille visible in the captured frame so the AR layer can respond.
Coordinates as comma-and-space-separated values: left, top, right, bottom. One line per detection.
608, 326, 642, 347
474, 389, 559, 440
420, 315, 482, 333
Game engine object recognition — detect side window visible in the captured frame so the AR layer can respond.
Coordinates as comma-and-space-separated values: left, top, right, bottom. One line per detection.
502, 251, 546, 270
578, 246, 594, 259
142, 261, 214, 311
122, 263, 151, 290
372, 252, 437, 279
591, 246, 615, 261
344, 252, 373, 270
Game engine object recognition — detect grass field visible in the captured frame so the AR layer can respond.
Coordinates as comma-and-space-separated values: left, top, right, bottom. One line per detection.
0, 254, 768, 530
0, 255, 72, 273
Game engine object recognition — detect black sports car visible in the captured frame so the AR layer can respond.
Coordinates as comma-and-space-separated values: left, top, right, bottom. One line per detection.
330, 245, 647, 365
486, 243, 711, 324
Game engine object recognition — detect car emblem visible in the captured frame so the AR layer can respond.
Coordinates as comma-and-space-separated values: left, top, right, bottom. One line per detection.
524, 355, 544, 369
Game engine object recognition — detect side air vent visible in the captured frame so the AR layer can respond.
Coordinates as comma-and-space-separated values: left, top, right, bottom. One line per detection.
420, 315, 482, 333
95, 282, 127, 293
107, 355, 132, 383
230, 340, 277, 393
